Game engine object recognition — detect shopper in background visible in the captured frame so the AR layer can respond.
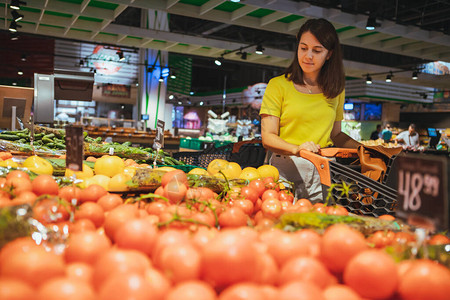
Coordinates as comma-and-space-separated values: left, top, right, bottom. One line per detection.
260, 18, 361, 202
395, 123, 420, 149
370, 124, 382, 140
381, 124, 393, 143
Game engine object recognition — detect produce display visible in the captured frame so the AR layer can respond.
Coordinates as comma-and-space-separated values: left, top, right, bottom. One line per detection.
0, 133, 449, 300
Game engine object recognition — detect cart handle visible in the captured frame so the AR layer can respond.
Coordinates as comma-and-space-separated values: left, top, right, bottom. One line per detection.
299, 149, 332, 186
320, 148, 358, 158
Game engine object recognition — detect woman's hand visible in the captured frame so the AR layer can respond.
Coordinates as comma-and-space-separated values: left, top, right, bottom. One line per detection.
294, 141, 321, 155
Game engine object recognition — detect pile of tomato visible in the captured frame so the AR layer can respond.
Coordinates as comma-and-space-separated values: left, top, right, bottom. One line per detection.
0, 167, 449, 300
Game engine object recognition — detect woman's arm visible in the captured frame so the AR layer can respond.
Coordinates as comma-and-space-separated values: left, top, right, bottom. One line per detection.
261, 114, 320, 155
330, 121, 362, 149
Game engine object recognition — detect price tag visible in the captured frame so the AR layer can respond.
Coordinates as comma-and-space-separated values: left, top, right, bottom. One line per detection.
153, 119, 165, 150
396, 153, 448, 231
65, 125, 84, 171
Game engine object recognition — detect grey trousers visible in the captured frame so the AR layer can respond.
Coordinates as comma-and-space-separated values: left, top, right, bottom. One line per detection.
270, 154, 324, 203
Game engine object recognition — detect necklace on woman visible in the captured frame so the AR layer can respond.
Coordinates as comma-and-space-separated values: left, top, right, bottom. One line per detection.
304, 82, 315, 94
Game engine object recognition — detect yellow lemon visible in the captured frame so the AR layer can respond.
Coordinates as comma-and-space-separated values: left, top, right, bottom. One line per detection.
239, 167, 260, 181
94, 155, 125, 177
257, 164, 280, 181
207, 159, 229, 175
220, 162, 242, 179
88, 174, 111, 190
65, 163, 94, 179
22, 156, 53, 175
108, 173, 132, 192
0, 159, 19, 168
123, 166, 137, 177
188, 168, 209, 176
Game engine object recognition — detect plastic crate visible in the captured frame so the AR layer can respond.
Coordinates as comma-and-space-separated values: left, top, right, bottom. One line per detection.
172, 151, 230, 169
180, 138, 191, 149
190, 139, 205, 150
299, 147, 400, 217
156, 164, 202, 173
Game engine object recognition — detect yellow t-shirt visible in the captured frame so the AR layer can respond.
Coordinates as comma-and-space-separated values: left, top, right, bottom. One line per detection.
259, 75, 344, 148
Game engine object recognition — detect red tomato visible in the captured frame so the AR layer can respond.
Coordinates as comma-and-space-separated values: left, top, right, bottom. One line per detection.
64, 231, 112, 265
218, 207, 248, 228
146, 200, 168, 216
152, 229, 191, 263
240, 186, 259, 204
190, 211, 216, 228
367, 230, 396, 248
231, 199, 254, 215
344, 249, 398, 300
74, 201, 105, 228
114, 218, 158, 256
321, 224, 368, 274
0, 278, 35, 300
312, 202, 327, 213
279, 190, 294, 203
98, 272, 153, 300
165, 280, 216, 300
79, 184, 108, 203
0, 246, 65, 288
253, 252, 278, 285
261, 189, 279, 201
378, 214, 395, 220
68, 218, 96, 233
158, 243, 201, 283
33, 197, 71, 224
428, 234, 450, 245
397, 259, 450, 300
37, 277, 96, 300
323, 284, 362, 300
201, 230, 260, 288
191, 226, 219, 251
279, 256, 336, 288
295, 198, 313, 209
260, 198, 283, 219
326, 205, 348, 216
97, 193, 123, 211
10, 191, 36, 205
263, 177, 279, 190
249, 178, 266, 197
144, 268, 172, 300
103, 204, 139, 242
58, 186, 82, 203
32, 174, 59, 196
93, 248, 151, 288
220, 282, 266, 300
0, 237, 39, 265
164, 181, 188, 204
6, 177, 32, 196
278, 281, 325, 300
65, 262, 94, 284
161, 170, 188, 187
6, 170, 30, 181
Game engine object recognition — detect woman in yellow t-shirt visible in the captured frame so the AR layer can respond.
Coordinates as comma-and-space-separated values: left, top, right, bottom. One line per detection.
260, 18, 361, 202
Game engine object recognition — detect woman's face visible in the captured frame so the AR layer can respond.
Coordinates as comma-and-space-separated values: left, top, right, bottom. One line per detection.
297, 31, 331, 77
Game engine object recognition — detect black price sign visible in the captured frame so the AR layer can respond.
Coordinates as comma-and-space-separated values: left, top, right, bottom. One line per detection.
396, 154, 448, 231
153, 119, 165, 149
65, 125, 84, 172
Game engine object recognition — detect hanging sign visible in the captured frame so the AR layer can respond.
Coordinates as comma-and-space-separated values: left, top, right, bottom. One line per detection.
65, 125, 84, 171
396, 153, 448, 231
153, 119, 165, 150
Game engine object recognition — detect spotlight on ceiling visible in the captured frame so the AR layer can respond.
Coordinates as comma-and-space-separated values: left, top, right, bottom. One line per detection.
169, 94, 174, 100
170, 71, 177, 79
412, 71, 418, 80
116, 50, 125, 61
255, 44, 264, 55
214, 57, 223, 66
159, 76, 164, 82
365, 15, 377, 31
11, 10, 23, 22
385, 72, 393, 83
199, 101, 204, 106
230, 0, 240, 2
9, 21, 21, 32
10, 0, 26, 10
365, 75, 372, 84
10, 32, 19, 40
21, 54, 26, 61
17, 69, 23, 75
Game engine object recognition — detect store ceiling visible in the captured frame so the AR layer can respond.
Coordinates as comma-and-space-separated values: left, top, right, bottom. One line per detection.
0, 0, 449, 91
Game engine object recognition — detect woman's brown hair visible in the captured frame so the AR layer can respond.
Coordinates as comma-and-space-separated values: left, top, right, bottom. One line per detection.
284, 18, 345, 99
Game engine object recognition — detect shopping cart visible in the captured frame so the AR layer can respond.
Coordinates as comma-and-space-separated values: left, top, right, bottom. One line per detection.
299, 146, 402, 217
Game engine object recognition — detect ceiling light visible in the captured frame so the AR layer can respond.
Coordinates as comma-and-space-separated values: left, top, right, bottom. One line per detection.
190, 91, 194, 95
10, 32, 19, 40
365, 75, 372, 84
214, 57, 223, 66
255, 44, 264, 55
199, 101, 204, 106
9, 21, 21, 32
21, 54, 26, 61
412, 71, 418, 80
12, 82, 17, 86
169, 94, 174, 100
11, 10, 23, 22
116, 50, 125, 61
170, 71, 177, 79
10, 0, 26, 10
230, 0, 240, 2
178, 101, 182, 105
159, 76, 164, 82
385, 72, 393, 83
365, 16, 377, 31
17, 69, 23, 75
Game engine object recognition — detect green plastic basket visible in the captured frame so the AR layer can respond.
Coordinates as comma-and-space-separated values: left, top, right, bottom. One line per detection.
156, 164, 204, 173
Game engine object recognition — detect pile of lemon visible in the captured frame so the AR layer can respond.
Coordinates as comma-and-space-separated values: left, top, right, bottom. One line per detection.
188, 159, 279, 182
